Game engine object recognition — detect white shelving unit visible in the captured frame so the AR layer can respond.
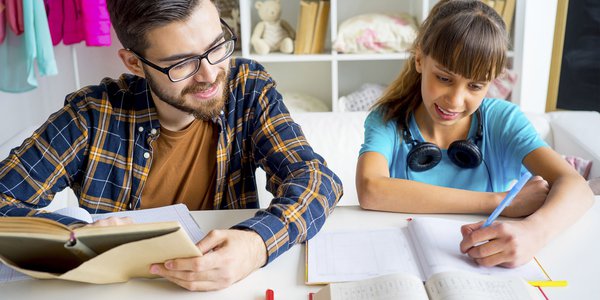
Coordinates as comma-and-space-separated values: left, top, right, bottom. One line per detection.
235, 0, 527, 112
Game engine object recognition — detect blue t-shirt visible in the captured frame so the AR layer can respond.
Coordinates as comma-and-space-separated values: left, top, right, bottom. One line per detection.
359, 99, 547, 192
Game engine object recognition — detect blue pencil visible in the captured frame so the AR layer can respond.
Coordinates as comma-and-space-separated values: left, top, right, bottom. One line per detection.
483, 173, 533, 228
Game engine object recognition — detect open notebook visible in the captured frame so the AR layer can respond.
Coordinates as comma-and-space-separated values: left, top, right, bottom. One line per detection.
306, 217, 553, 286
311, 271, 544, 300
0, 204, 204, 283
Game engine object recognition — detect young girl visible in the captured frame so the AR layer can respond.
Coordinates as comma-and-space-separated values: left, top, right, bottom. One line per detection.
356, 0, 593, 268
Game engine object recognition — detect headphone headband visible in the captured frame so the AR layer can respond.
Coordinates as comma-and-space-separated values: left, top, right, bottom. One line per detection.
403, 108, 484, 172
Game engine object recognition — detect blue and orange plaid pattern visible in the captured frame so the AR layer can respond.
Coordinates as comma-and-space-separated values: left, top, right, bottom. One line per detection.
0, 58, 343, 264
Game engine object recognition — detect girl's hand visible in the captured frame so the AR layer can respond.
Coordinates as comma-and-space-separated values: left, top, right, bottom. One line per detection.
501, 175, 549, 217
459, 219, 544, 268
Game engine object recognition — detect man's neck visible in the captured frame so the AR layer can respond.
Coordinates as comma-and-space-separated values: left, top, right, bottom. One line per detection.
152, 95, 195, 132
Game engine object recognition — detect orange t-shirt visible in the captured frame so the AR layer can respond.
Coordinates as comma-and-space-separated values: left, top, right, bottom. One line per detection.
141, 119, 218, 210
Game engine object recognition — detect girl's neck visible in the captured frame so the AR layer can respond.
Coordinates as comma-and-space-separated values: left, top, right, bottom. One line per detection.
413, 104, 472, 149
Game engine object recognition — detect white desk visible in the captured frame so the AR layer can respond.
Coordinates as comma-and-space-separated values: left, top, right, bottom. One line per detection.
2, 196, 599, 300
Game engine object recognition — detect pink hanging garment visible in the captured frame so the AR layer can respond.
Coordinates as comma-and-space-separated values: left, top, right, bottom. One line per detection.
63, 0, 84, 45
45, 0, 64, 45
6, 0, 24, 35
0, 0, 6, 43
82, 0, 111, 46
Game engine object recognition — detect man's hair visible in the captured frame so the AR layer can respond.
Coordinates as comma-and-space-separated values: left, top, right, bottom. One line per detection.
106, 0, 204, 53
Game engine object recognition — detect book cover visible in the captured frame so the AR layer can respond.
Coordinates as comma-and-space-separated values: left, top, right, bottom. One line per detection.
502, 0, 516, 34
309, 0, 330, 54
294, 0, 319, 54
0, 204, 204, 284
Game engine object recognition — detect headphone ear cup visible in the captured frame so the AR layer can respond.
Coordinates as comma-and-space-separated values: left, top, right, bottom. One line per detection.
448, 140, 482, 168
407, 142, 442, 172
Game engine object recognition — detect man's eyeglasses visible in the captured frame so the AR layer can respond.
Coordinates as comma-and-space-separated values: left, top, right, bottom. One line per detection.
128, 18, 237, 82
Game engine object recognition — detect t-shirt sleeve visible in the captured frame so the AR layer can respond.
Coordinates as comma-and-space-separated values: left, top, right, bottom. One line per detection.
359, 110, 398, 165
488, 100, 548, 164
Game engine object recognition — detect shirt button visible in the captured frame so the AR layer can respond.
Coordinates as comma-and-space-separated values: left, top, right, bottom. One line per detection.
150, 128, 157, 135
143, 152, 150, 159
138, 126, 144, 132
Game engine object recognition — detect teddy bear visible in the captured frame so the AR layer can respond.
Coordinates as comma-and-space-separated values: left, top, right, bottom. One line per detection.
251, 0, 295, 55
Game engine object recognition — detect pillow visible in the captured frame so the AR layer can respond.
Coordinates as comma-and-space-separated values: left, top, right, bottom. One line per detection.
563, 155, 593, 180
485, 70, 518, 100
280, 92, 329, 113
333, 13, 418, 54
339, 83, 386, 112
588, 177, 600, 195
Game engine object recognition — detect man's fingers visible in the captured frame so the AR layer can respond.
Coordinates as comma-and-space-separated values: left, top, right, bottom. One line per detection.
150, 263, 220, 283
89, 216, 134, 226
162, 251, 222, 272
196, 229, 227, 254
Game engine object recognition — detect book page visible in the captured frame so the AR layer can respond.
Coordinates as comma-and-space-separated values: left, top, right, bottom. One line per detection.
313, 273, 429, 300
408, 217, 547, 281
91, 204, 205, 243
306, 227, 424, 284
425, 271, 542, 300
53, 206, 94, 223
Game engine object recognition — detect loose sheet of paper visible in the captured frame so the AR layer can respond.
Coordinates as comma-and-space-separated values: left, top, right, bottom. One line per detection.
306, 227, 424, 283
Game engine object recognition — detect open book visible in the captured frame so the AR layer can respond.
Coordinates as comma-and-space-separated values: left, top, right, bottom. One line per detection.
312, 271, 543, 300
306, 217, 552, 286
0, 204, 204, 284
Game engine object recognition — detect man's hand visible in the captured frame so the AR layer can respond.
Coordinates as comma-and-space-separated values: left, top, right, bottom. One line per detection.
501, 175, 549, 218
149, 229, 268, 291
459, 220, 545, 268
85, 216, 134, 227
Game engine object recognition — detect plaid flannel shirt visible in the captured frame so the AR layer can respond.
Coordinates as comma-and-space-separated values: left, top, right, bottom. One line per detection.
0, 58, 343, 263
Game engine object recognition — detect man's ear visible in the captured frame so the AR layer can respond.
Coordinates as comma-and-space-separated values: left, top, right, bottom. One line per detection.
414, 49, 423, 74
118, 49, 145, 78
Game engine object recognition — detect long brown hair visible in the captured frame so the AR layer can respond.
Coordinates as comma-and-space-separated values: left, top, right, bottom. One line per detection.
373, 0, 508, 131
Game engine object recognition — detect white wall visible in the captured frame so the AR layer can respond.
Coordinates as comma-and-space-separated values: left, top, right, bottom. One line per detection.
512, 0, 558, 113
0, 29, 126, 143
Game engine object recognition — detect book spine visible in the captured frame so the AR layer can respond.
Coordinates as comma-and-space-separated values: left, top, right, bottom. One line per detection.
64, 231, 98, 261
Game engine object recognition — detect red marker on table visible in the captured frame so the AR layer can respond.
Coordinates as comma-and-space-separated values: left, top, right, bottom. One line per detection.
265, 289, 275, 300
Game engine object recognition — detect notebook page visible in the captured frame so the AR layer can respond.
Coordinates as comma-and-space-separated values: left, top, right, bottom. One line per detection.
408, 217, 547, 281
425, 271, 542, 300
91, 204, 206, 243
320, 273, 429, 300
306, 227, 424, 283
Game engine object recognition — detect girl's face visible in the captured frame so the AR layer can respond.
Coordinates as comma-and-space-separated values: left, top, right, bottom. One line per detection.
415, 53, 491, 127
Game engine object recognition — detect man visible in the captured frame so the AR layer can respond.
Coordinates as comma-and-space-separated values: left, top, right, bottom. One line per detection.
0, 0, 342, 291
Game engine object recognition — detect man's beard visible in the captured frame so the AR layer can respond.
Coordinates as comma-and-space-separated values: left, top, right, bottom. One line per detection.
145, 68, 229, 121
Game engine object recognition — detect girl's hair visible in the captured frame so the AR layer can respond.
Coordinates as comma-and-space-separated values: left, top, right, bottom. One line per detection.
373, 0, 509, 131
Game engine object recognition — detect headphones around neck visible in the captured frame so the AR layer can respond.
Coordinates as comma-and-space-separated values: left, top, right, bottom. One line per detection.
403, 109, 484, 172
